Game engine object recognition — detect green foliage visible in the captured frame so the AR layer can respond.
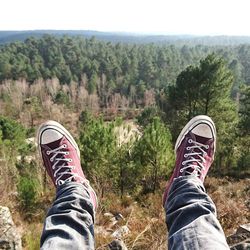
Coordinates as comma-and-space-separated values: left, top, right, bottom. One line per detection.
0, 115, 27, 155
79, 115, 117, 195
1, 35, 250, 115
239, 85, 250, 135
0, 116, 39, 213
23, 227, 41, 250
17, 176, 38, 210
0, 36, 237, 96
136, 106, 162, 128
113, 123, 139, 196
79, 115, 174, 196
167, 54, 234, 121
54, 90, 70, 106
237, 86, 250, 169
79, 110, 93, 125
24, 96, 43, 126
0, 35, 249, 248
88, 73, 98, 94
15, 158, 42, 211
133, 117, 174, 192
79, 117, 117, 172
0, 36, 248, 198
0, 115, 26, 141
163, 54, 238, 170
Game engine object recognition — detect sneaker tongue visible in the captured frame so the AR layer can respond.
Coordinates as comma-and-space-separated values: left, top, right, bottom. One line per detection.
191, 132, 209, 145
46, 137, 62, 149
190, 132, 211, 145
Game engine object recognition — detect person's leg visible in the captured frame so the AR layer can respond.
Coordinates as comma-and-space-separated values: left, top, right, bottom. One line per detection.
163, 115, 229, 250
165, 176, 229, 250
40, 182, 95, 250
37, 120, 97, 250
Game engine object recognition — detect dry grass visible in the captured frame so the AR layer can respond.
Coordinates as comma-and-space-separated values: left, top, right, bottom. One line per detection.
2, 176, 248, 249
205, 176, 250, 235
94, 177, 249, 249
21, 223, 43, 250
95, 191, 167, 250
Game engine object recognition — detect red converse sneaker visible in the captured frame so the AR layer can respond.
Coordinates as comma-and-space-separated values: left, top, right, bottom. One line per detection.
163, 115, 216, 206
37, 120, 97, 210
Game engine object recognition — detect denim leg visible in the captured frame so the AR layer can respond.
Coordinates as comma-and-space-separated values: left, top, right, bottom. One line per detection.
40, 182, 95, 250
164, 176, 229, 250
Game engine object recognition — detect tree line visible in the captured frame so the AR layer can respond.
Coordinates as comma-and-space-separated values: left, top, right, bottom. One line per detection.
0, 35, 250, 99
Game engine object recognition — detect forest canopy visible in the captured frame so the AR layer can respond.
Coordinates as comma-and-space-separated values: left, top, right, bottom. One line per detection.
0, 35, 249, 94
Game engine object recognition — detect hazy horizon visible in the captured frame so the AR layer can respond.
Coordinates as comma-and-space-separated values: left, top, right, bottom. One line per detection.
1, 0, 250, 36
2, 29, 250, 38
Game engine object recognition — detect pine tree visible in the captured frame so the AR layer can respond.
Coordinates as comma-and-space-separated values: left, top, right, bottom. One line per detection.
165, 54, 238, 170
237, 86, 250, 169
79, 115, 117, 197
133, 117, 173, 193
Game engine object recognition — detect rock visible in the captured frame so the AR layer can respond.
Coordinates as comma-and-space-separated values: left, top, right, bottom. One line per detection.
112, 225, 130, 238
95, 226, 110, 237
0, 206, 22, 250
227, 224, 250, 250
16, 155, 35, 164
25, 137, 35, 145
237, 224, 250, 234
108, 239, 128, 250
114, 213, 124, 221
109, 217, 118, 228
103, 212, 125, 229
230, 241, 250, 250
104, 212, 114, 218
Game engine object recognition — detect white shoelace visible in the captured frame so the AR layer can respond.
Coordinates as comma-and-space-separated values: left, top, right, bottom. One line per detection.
47, 144, 85, 186
180, 139, 209, 177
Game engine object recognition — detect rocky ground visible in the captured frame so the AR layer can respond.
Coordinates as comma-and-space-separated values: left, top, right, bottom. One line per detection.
0, 176, 249, 250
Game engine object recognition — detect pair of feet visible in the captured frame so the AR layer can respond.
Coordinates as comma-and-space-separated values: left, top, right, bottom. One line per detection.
37, 115, 216, 209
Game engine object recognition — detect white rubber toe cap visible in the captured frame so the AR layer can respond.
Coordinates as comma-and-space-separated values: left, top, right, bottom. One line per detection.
191, 124, 213, 138
40, 129, 63, 144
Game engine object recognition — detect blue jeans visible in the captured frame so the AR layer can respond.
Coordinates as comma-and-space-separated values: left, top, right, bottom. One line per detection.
41, 177, 229, 249
40, 183, 95, 250
165, 176, 229, 250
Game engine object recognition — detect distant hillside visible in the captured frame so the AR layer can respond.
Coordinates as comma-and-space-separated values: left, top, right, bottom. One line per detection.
2, 30, 250, 45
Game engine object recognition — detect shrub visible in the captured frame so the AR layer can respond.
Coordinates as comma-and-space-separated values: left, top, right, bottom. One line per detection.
54, 90, 70, 106
18, 176, 38, 210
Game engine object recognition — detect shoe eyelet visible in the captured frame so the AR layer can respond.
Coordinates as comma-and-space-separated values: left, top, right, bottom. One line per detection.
58, 180, 64, 185
188, 139, 192, 143
63, 144, 67, 148
180, 169, 183, 173
46, 151, 50, 155
186, 147, 190, 150
182, 162, 185, 165
50, 158, 53, 162
184, 154, 187, 158
68, 159, 72, 162
206, 145, 209, 149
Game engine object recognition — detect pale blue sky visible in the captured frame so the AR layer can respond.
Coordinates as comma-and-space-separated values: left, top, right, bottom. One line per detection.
1, 0, 250, 35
